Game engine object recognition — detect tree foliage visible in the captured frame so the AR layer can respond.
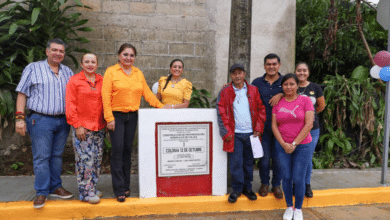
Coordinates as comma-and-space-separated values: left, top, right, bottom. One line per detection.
0, 0, 93, 138
316, 69, 385, 168
296, 0, 387, 83
296, 0, 388, 169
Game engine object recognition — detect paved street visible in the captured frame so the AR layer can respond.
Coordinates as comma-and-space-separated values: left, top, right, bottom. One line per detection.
93, 203, 390, 220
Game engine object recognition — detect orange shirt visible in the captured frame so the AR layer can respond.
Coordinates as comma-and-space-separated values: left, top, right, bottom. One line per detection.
102, 64, 164, 122
65, 71, 106, 131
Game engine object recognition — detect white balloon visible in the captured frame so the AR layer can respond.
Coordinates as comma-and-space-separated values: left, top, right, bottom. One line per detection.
370, 65, 382, 79
152, 82, 159, 95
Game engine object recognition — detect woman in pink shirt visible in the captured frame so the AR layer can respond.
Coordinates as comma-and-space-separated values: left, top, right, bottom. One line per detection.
272, 73, 314, 220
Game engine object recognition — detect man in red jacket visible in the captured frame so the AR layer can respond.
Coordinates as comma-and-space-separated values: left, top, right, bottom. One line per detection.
217, 64, 266, 203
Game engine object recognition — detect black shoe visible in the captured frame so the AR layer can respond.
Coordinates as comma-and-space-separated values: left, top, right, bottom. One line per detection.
305, 184, 313, 198
124, 191, 130, 198
228, 191, 241, 203
242, 190, 257, 201
117, 196, 125, 202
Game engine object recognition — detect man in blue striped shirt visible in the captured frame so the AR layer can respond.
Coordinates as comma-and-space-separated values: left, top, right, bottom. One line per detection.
15, 39, 74, 209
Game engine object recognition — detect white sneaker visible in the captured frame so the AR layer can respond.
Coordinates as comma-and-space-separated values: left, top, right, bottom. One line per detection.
283, 207, 294, 220
96, 190, 103, 198
85, 195, 100, 204
293, 208, 303, 220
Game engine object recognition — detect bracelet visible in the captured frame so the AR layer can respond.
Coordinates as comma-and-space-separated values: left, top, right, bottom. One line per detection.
15, 115, 25, 120
15, 118, 25, 122
15, 111, 24, 115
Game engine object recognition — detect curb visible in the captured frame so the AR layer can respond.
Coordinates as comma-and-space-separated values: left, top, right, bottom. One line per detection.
1, 187, 390, 220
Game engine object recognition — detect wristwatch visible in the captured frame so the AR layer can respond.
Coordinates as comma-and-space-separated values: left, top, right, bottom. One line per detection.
292, 141, 297, 147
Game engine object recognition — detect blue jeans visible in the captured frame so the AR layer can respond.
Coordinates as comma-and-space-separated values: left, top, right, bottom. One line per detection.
306, 128, 320, 184
258, 128, 282, 187
275, 140, 311, 209
229, 132, 254, 193
26, 113, 70, 197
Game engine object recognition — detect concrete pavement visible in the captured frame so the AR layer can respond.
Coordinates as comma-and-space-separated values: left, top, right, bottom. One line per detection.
94, 203, 390, 220
1, 168, 390, 219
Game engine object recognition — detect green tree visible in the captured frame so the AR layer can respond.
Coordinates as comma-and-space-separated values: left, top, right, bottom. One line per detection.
0, 0, 93, 138
296, 0, 387, 83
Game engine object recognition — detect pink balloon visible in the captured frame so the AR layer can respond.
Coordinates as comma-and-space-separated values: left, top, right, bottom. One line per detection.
374, 51, 390, 67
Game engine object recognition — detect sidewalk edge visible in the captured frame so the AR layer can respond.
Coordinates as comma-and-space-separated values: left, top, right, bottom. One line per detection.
1, 187, 390, 220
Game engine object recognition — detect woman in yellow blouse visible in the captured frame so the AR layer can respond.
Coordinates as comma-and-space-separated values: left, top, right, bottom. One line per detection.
102, 43, 167, 202
157, 59, 192, 108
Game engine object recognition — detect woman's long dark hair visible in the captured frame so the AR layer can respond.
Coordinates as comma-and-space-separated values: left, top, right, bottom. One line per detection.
163, 59, 184, 91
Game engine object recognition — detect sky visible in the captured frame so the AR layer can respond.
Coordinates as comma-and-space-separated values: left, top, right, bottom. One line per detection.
369, 0, 380, 4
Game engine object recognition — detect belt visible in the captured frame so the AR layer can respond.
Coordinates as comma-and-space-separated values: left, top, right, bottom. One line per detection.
28, 110, 65, 118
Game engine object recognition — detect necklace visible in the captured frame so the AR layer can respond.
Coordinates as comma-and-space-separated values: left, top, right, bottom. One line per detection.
87, 80, 96, 91
299, 82, 310, 95
171, 78, 181, 88
85, 73, 96, 91
299, 86, 307, 95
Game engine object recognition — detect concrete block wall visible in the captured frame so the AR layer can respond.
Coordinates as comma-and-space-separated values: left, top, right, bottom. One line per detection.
2, 0, 296, 99
250, 0, 296, 82
65, 0, 216, 95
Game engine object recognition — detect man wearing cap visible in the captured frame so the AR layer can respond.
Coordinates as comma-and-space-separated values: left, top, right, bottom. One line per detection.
251, 53, 284, 199
217, 64, 266, 203
15, 38, 74, 209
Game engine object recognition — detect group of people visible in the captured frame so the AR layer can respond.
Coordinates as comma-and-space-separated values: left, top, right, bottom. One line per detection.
13, 38, 325, 220
14, 39, 192, 208
217, 54, 325, 220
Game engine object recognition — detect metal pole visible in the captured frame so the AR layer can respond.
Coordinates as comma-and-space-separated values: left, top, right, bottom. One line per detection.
381, 82, 390, 184
380, 4, 390, 184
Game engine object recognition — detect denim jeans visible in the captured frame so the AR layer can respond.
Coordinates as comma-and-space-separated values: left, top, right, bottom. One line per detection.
275, 140, 311, 209
258, 128, 282, 187
229, 132, 254, 193
109, 111, 138, 197
305, 128, 320, 184
26, 113, 70, 197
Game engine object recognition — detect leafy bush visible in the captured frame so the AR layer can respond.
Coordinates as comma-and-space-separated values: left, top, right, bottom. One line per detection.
315, 67, 385, 168
0, 0, 93, 138
189, 87, 213, 108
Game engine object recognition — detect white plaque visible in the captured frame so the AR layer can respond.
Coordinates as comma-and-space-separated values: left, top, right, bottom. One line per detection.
157, 123, 210, 177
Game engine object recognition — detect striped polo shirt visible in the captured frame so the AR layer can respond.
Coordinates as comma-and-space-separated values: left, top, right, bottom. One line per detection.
16, 59, 74, 115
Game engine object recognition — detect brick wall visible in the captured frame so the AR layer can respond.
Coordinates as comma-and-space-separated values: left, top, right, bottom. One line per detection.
66, 0, 216, 97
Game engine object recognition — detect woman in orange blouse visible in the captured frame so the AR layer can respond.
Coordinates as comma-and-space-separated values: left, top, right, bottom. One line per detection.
66, 53, 106, 204
102, 43, 167, 202
157, 59, 192, 108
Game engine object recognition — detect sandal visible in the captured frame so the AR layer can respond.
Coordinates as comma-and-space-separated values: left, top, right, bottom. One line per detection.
124, 191, 130, 197
117, 195, 125, 202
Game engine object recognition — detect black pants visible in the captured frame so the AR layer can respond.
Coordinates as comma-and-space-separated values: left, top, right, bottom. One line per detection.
110, 111, 138, 197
